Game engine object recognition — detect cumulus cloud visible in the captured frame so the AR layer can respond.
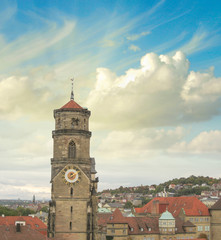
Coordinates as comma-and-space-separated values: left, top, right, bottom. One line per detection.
181, 68, 221, 103
87, 51, 221, 130
0, 72, 70, 120
96, 127, 185, 159
169, 130, 221, 154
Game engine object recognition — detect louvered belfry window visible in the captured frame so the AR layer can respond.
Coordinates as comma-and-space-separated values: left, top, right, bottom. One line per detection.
68, 141, 76, 158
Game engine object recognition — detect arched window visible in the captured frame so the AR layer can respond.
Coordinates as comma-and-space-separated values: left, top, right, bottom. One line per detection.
70, 222, 72, 230
70, 188, 73, 196
68, 141, 76, 158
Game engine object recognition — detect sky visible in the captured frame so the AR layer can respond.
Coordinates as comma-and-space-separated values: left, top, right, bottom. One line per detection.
0, 0, 221, 200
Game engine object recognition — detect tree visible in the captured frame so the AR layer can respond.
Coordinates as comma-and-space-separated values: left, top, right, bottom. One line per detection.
124, 201, 133, 209
40, 206, 49, 213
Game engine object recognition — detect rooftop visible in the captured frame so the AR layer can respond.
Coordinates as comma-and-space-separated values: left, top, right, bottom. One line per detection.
60, 99, 83, 109
159, 210, 174, 220
135, 196, 210, 217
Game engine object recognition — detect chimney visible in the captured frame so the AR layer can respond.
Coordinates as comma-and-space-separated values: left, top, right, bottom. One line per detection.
151, 200, 159, 215
16, 223, 21, 232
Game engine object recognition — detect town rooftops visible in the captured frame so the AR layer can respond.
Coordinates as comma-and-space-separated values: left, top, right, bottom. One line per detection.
98, 208, 196, 235
135, 196, 210, 217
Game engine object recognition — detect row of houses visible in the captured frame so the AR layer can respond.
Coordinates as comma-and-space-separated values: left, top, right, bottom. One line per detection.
98, 196, 221, 240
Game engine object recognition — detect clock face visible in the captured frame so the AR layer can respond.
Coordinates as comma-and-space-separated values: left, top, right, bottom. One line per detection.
62, 166, 81, 185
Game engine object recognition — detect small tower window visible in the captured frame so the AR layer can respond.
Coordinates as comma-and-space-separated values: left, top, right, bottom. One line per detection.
70, 222, 72, 230
71, 206, 73, 213
84, 119, 86, 130
70, 188, 73, 196
68, 141, 76, 158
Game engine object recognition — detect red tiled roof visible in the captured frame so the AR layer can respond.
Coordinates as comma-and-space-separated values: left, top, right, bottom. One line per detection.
0, 216, 47, 236
135, 197, 209, 217
108, 208, 125, 224
126, 216, 159, 235
60, 100, 83, 109
98, 213, 112, 226
134, 208, 143, 213
0, 225, 47, 240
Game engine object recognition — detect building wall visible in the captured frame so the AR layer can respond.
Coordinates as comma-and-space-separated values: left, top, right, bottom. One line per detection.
185, 216, 210, 239
210, 210, 221, 240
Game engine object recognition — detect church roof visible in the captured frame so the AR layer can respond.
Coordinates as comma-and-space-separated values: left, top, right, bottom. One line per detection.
60, 99, 83, 109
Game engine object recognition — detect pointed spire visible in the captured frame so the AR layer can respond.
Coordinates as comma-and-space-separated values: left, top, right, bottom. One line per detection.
70, 78, 74, 100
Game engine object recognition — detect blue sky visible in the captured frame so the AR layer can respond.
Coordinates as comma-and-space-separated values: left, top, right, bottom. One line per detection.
0, 0, 221, 199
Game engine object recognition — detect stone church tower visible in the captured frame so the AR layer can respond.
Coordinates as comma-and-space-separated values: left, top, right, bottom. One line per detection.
48, 84, 98, 240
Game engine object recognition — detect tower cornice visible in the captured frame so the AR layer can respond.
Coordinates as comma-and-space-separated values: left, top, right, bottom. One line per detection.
52, 129, 91, 138
54, 108, 91, 117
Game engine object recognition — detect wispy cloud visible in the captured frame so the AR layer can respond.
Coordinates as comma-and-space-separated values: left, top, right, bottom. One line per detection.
128, 44, 141, 52
0, 20, 76, 72
177, 27, 220, 55
127, 31, 150, 41
0, 3, 17, 29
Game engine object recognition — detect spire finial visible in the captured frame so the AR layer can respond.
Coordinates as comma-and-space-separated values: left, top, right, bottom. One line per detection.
70, 78, 74, 100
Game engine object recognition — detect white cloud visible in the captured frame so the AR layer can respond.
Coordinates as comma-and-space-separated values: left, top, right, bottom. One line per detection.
0, 170, 50, 199
0, 75, 61, 120
0, 20, 76, 72
169, 130, 221, 154
87, 51, 221, 130
127, 31, 150, 41
0, 183, 50, 199
129, 44, 141, 52
96, 127, 185, 159
176, 27, 220, 55
181, 68, 221, 103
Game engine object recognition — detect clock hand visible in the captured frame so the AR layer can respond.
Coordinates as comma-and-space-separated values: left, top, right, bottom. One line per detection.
72, 171, 80, 176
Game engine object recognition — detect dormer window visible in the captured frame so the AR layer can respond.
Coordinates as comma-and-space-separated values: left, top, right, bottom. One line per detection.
131, 227, 134, 232
148, 227, 151, 231
140, 227, 144, 231
15, 221, 26, 226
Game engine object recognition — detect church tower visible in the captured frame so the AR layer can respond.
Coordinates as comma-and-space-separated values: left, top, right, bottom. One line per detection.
48, 81, 98, 240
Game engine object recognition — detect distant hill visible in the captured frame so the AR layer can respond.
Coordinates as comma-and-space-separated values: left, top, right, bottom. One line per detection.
100, 175, 221, 196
